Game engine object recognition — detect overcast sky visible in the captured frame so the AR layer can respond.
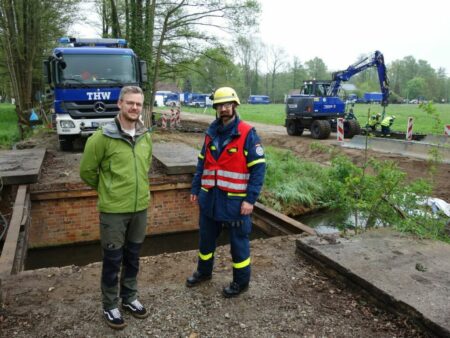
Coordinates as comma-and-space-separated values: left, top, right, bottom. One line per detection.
258, 0, 450, 73
70, 0, 450, 73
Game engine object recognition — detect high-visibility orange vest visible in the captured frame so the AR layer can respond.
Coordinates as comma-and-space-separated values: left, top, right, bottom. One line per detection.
201, 121, 252, 193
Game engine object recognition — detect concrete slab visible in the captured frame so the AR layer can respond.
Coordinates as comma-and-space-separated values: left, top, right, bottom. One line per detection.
423, 135, 449, 145
343, 135, 450, 164
0, 148, 46, 185
153, 142, 198, 175
296, 228, 450, 337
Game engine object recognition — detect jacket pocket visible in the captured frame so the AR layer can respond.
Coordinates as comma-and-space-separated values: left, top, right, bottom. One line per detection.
237, 217, 252, 236
226, 194, 245, 218
198, 188, 211, 212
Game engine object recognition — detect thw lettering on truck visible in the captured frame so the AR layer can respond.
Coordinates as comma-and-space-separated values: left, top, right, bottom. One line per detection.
86, 92, 112, 100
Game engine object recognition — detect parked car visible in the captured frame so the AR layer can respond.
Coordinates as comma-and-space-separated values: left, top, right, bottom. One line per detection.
247, 95, 271, 104
188, 100, 206, 108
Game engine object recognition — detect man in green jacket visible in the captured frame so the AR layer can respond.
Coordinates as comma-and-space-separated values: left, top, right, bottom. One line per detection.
80, 86, 152, 330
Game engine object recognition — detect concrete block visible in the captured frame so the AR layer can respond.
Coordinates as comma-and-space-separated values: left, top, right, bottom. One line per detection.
343, 136, 450, 164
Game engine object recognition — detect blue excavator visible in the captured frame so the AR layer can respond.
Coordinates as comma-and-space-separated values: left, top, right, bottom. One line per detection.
285, 50, 390, 139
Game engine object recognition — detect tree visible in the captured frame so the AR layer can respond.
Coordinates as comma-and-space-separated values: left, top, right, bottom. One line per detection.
0, 0, 81, 138
234, 35, 265, 98
266, 45, 286, 102
406, 77, 426, 100
99, 0, 260, 123
290, 57, 307, 90
305, 57, 328, 80
187, 47, 239, 93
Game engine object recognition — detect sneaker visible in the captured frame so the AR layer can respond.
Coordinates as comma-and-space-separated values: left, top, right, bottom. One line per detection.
103, 308, 127, 329
122, 299, 149, 319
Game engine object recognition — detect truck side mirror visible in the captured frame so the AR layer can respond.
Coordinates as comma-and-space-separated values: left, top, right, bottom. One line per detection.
140, 60, 148, 82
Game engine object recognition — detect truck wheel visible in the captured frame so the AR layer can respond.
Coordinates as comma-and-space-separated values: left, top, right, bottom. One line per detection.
59, 135, 74, 151
344, 120, 361, 138
310, 120, 331, 139
286, 120, 304, 136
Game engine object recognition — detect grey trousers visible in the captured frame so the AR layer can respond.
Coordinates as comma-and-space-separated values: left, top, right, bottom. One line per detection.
99, 209, 148, 310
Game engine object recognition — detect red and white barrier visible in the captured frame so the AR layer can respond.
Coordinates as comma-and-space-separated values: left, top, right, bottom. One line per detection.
161, 104, 181, 130
406, 117, 414, 140
337, 118, 344, 142
161, 113, 168, 129
445, 124, 450, 136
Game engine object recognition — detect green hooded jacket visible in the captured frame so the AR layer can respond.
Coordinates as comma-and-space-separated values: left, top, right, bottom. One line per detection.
79, 118, 152, 213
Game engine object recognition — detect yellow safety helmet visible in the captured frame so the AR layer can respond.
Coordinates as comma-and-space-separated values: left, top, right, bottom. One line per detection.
212, 87, 240, 108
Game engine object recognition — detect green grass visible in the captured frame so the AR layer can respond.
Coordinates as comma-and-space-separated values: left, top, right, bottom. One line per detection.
177, 103, 450, 135
0, 104, 19, 148
260, 146, 330, 213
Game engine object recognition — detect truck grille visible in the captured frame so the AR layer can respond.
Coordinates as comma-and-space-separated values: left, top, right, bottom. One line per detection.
63, 100, 119, 118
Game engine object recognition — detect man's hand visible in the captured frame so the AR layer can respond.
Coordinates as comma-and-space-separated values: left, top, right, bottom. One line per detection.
241, 201, 254, 215
190, 194, 198, 203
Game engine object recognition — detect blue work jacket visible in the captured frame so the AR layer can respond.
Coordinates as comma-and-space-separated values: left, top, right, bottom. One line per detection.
191, 117, 266, 221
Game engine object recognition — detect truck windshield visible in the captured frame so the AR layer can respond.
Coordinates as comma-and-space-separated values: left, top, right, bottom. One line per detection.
57, 54, 137, 86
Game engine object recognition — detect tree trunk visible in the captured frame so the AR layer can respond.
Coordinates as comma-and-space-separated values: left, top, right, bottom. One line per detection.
110, 0, 121, 37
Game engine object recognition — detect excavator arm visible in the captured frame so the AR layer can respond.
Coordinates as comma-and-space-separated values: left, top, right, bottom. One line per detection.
327, 50, 390, 107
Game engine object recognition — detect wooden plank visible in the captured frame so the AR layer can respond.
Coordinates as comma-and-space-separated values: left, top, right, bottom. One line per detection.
255, 202, 316, 235
0, 148, 46, 185
0, 185, 28, 276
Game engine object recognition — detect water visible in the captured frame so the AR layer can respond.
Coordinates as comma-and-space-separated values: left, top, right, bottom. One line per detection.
297, 210, 353, 235
298, 210, 383, 235
26, 227, 268, 270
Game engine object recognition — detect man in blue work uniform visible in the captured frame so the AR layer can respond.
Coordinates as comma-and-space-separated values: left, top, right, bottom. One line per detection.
186, 87, 266, 297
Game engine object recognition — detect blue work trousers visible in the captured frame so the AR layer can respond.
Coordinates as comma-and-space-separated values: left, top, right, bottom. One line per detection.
196, 213, 252, 287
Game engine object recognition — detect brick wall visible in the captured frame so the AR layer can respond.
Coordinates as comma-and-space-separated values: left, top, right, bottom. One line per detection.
29, 175, 199, 248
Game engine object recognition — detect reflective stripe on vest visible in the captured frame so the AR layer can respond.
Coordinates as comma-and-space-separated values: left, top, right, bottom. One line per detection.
217, 169, 250, 180
217, 180, 248, 191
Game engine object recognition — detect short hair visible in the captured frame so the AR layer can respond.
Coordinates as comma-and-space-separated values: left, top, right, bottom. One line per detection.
119, 86, 144, 101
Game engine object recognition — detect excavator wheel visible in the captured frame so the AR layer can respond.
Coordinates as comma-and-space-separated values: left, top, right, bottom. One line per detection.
344, 119, 361, 138
286, 120, 304, 136
310, 120, 331, 139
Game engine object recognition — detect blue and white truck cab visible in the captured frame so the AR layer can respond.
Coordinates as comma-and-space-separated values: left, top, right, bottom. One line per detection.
43, 37, 147, 150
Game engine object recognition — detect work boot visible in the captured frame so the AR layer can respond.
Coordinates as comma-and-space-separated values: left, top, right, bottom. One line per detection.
222, 281, 249, 298
186, 271, 212, 287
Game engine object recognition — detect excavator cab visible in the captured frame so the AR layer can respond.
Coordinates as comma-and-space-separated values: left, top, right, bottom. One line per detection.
301, 81, 331, 97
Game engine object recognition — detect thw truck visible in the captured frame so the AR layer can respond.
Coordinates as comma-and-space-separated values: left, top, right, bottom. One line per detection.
363, 92, 383, 103
44, 37, 147, 150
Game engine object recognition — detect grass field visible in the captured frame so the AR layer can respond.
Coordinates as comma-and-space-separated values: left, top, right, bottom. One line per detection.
178, 103, 450, 135
0, 104, 19, 148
